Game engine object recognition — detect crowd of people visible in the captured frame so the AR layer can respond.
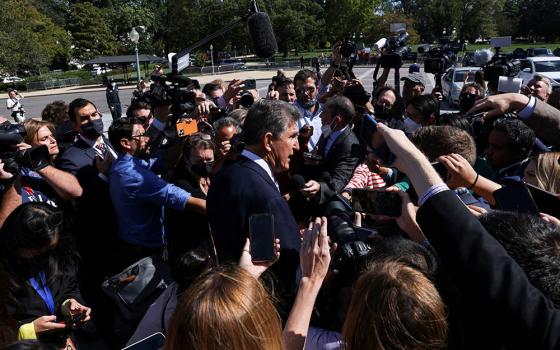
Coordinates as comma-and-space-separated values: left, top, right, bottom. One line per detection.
1, 41, 560, 350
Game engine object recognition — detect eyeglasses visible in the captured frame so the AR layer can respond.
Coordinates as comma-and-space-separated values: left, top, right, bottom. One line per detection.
26, 212, 64, 233
187, 132, 213, 144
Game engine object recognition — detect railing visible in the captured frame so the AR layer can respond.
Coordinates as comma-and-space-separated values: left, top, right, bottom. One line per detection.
26, 78, 83, 91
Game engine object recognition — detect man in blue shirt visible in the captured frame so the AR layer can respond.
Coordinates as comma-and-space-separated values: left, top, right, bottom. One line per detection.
108, 117, 205, 264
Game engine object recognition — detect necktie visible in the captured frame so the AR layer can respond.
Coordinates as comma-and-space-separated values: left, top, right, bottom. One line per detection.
95, 143, 107, 156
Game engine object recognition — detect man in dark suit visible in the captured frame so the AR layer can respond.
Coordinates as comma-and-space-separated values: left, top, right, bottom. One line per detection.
300, 96, 360, 206
56, 98, 119, 344
378, 122, 560, 349
207, 100, 301, 289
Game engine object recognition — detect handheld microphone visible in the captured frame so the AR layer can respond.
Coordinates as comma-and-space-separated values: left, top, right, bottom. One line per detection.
292, 175, 306, 189
247, 12, 278, 58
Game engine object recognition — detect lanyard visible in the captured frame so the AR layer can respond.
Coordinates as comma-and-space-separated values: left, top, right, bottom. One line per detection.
29, 272, 55, 315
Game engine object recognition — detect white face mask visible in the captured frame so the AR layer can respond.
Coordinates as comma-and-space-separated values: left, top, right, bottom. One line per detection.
404, 117, 421, 134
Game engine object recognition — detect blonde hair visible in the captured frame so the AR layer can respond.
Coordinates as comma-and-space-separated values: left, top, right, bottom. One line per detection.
22, 119, 55, 146
164, 264, 283, 350
534, 152, 560, 194
342, 260, 448, 350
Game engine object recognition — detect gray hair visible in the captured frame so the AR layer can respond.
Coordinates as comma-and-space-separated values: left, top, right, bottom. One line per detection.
242, 100, 299, 146
530, 74, 553, 94
213, 116, 242, 133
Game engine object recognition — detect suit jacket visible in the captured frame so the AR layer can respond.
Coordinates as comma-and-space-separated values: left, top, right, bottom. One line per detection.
207, 155, 300, 288
525, 99, 560, 148
311, 127, 360, 205
417, 190, 560, 349
56, 137, 118, 274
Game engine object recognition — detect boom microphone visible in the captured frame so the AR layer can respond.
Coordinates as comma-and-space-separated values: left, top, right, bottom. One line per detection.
247, 12, 278, 58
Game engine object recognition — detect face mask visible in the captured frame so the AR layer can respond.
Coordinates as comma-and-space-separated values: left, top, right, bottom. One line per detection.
373, 104, 390, 120
81, 118, 104, 139
404, 117, 421, 134
111, 83, 116, 89
299, 97, 317, 109
191, 161, 214, 178
459, 93, 478, 112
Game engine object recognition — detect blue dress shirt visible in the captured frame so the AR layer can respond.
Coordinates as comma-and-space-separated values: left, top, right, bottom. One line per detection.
109, 153, 191, 248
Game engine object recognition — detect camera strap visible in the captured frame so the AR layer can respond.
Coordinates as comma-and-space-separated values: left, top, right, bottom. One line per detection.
29, 271, 55, 315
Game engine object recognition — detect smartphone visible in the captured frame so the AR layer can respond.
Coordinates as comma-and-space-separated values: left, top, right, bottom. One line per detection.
493, 182, 540, 216
175, 119, 198, 137
123, 332, 166, 350
525, 182, 560, 218
303, 152, 322, 162
431, 162, 449, 181
244, 79, 256, 90
248, 214, 276, 263
351, 189, 402, 216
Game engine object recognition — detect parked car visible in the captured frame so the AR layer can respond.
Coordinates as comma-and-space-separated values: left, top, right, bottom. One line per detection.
89, 66, 112, 76
516, 57, 560, 90
526, 48, 554, 57
218, 59, 246, 70
441, 66, 482, 107
2, 76, 23, 84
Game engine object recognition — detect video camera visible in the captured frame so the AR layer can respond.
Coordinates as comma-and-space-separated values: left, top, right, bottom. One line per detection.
422, 47, 453, 75
482, 54, 521, 92
373, 31, 409, 69
0, 123, 51, 175
148, 74, 201, 118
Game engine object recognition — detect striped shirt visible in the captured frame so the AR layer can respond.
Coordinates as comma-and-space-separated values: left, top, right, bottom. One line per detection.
344, 163, 386, 191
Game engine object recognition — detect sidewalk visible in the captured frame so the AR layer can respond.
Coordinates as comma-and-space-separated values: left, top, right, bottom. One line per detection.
23, 68, 303, 97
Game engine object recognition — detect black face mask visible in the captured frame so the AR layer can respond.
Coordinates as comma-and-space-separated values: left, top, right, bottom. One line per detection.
190, 161, 214, 178
80, 119, 104, 139
459, 93, 479, 113
373, 104, 391, 120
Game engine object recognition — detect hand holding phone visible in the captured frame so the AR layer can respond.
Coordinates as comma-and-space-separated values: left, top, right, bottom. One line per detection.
248, 214, 276, 263
351, 189, 402, 216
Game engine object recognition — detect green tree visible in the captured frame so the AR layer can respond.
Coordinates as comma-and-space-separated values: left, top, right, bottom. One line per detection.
0, 0, 71, 74
324, 0, 381, 41
67, 2, 118, 61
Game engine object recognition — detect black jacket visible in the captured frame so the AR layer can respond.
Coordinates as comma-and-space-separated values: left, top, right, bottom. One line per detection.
418, 190, 560, 349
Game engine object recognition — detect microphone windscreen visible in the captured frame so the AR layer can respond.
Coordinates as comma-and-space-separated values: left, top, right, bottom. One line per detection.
292, 174, 306, 188
247, 12, 278, 58
473, 49, 494, 66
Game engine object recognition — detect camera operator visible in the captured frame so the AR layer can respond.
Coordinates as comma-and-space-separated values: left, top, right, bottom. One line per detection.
108, 117, 206, 268
6, 90, 24, 123
300, 96, 360, 206
0, 120, 83, 227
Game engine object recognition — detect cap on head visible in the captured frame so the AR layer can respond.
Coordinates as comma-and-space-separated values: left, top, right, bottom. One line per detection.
401, 72, 427, 87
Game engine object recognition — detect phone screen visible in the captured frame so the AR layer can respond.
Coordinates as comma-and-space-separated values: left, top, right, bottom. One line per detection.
351, 189, 402, 216
249, 214, 275, 262
525, 182, 560, 218
493, 182, 540, 215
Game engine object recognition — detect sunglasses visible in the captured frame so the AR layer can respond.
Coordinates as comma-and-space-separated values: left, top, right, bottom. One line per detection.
26, 212, 63, 233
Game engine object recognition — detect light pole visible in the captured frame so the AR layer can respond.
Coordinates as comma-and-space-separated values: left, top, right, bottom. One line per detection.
129, 26, 146, 84
210, 44, 215, 75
